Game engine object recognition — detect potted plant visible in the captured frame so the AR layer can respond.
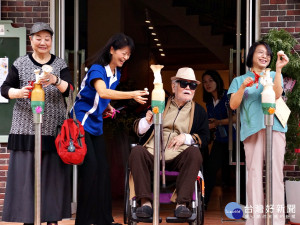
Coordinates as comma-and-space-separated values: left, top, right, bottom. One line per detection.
262, 29, 300, 223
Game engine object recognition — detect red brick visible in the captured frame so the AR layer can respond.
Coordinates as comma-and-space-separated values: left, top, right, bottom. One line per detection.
287, 21, 300, 27
261, 22, 269, 27
293, 33, 300, 38
1, 12, 8, 18
0, 154, 10, 159
261, 16, 278, 22
33, 18, 49, 23
269, 22, 286, 27
0, 166, 8, 171
0, 144, 7, 148
262, 28, 272, 34
1, 6, 16, 12
261, 5, 278, 10
0, 188, 6, 194
0, 183, 6, 188
8, 1, 24, 6
261, 0, 270, 4
0, 171, 6, 177
41, 12, 49, 17
24, 12, 41, 17
287, 0, 300, 3
0, 159, 7, 165
16, 6, 32, 12
278, 4, 295, 10
0, 178, 6, 183
296, 28, 300, 32
25, 1, 41, 6
41, 1, 49, 6
284, 28, 295, 32
284, 165, 296, 171
17, 18, 33, 23
270, 11, 286, 16
287, 9, 300, 15
278, 16, 295, 21
261, 11, 270, 16
7, 12, 24, 17
33, 7, 48, 12
270, 0, 286, 3
1, 1, 8, 6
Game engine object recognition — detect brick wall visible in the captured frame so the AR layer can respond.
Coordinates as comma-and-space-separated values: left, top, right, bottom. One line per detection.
0, 0, 51, 218
1, 0, 50, 52
261, 0, 300, 51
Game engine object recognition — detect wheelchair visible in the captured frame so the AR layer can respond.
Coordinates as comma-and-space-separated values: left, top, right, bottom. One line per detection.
123, 144, 205, 225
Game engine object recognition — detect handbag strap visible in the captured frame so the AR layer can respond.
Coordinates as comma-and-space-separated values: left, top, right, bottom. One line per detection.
65, 85, 77, 120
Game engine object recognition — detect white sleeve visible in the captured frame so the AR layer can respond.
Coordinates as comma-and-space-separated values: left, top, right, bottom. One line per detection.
184, 133, 195, 145
138, 117, 152, 135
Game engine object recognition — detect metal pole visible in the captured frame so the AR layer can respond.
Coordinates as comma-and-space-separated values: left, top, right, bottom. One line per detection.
34, 114, 42, 225
229, 48, 235, 165
255, 0, 261, 41
236, 0, 241, 204
58, 0, 65, 59
153, 113, 162, 225
72, 0, 79, 213
265, 114, 274, 225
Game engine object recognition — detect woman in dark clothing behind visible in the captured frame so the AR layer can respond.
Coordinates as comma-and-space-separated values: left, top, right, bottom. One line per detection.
0, 22, 73, 225
73, 33, 149, 225
201, 70, 236, 208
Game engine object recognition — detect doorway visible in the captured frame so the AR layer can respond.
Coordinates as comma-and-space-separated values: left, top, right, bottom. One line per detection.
61, 0, 250, 217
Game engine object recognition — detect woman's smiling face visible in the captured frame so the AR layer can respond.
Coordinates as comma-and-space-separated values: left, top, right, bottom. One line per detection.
252, 44, 271, 69
110, 46, 131, 68
30, 31, 52, 55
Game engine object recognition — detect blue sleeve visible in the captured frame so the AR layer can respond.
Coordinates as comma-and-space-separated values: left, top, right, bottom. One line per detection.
228, 77, 239, 95
87, 66, 108, 89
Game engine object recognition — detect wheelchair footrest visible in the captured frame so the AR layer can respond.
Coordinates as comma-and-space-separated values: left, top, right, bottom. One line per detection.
131, 213, 162, 223
166, 213, 196, 223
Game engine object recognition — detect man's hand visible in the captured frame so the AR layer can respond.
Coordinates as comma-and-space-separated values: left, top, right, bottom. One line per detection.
145, 110, 153, 125
167, 134, 186, 151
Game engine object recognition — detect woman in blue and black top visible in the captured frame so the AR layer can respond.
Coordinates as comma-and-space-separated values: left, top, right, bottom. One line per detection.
73, 33, 148, 225
201, 70, 236, 208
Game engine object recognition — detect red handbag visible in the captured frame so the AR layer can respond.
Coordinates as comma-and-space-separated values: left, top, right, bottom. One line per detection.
55, 118, 87, 165
55, 88, 87, 165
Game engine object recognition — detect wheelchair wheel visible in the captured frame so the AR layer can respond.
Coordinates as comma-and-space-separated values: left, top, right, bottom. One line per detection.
196, 184, 204, 225
124, 163, 130, 224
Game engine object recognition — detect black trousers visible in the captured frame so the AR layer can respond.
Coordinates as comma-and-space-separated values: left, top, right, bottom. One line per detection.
203, 140, 230, 205
129, 145, 202, 204
75, 132, 113, 225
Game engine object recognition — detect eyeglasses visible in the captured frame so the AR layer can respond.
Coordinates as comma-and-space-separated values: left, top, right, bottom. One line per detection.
176, 80, 198, 90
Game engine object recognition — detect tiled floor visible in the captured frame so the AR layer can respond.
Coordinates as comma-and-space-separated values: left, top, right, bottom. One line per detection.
0, 185, 291, 225
0, 185, 245, 225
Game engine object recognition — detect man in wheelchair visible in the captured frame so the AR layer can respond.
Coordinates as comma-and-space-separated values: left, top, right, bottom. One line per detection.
129, 67, 210, 219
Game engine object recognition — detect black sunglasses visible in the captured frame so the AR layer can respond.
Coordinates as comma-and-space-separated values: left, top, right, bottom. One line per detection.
176, 80, 198, 90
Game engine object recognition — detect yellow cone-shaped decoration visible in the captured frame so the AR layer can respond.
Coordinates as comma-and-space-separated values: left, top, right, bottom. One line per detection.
31, 83, 45, 114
